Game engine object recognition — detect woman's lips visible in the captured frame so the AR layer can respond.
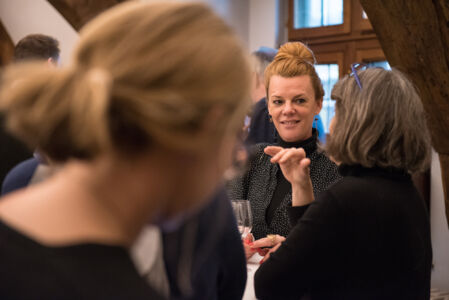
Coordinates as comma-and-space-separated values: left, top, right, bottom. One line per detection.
280, 120, 300, 129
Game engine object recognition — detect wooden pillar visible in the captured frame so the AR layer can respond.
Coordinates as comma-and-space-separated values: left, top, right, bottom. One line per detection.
359, 0, 449, 227
0, 20, 14, 66
47, 0, 128, 31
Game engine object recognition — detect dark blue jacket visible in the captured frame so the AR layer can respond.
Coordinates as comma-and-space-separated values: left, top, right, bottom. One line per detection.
1, 157, 39, 196
162, 187, 247, 300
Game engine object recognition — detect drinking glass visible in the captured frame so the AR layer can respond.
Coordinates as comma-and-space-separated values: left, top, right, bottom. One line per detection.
231, 200, 252, 239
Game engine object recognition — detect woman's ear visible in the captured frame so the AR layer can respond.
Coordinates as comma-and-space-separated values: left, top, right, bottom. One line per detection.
315, 97, 323, 114
267, 98, 273, 115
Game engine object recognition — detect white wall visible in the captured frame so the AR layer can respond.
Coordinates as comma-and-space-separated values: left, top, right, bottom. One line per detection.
179, 0, 279, 52
430, 150, 449, 290
249, 0, 276, 52
0, 0, 78, 65
210, 0, 250, 49
174, 0, 250, 49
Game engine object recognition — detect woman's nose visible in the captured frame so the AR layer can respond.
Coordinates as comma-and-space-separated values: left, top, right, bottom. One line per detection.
282, 101, 295, 114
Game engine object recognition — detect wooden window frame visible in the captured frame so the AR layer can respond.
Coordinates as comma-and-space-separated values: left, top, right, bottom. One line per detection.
315, 51, 345, 79
355, 48, 386, 64
313, 52, 344, 135
288, 0, 351, 40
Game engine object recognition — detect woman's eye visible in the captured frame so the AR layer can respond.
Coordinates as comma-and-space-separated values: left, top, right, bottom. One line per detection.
273, 99, 283, 105
294, 98, 306, 104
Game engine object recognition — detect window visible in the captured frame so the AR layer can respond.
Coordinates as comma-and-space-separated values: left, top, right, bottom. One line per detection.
293, 0, 344, 29
362, 10, 368, 19
356, 48, 388, 69
287, 0, 388, 136
366, 60, 390, 69
316, 64, 339, 134
288, 0, 350, 40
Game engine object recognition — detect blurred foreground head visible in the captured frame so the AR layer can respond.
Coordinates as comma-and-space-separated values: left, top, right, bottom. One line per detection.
0, 1, 251, 162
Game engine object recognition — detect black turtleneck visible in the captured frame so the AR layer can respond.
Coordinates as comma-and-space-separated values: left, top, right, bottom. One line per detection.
265, 130, 318, 225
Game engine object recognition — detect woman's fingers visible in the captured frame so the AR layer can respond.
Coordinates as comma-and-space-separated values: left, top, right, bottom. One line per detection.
299, 157, 311, 174
251, 235, 286, 263
264, 146, 283, 157
267, 147, 307, 165
243, 241, 257, 260
251, 237, 273, 248
269, 148, 290, 164
257, 248, 269, 256
251, 234, 285, 249
260, 242, 283, 264
278, 148, 306, 164
243, 233, 254, 244
276, 235, 286, 243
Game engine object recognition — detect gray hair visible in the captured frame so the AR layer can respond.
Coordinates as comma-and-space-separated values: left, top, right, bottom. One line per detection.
326, 68, 430, 173
251, 47, 277, 79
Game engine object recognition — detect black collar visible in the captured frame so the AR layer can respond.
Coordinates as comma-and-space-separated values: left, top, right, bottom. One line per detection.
276, 129, 318, 156
338, 164, 410, 180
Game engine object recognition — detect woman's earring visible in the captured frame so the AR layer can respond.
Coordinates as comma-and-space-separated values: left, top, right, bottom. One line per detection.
269, 115, 273, 123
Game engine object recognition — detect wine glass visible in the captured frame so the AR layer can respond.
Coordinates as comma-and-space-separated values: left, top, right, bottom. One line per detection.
231, 200, 252, 239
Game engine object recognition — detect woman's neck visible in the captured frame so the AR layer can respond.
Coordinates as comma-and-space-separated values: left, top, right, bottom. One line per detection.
277, 129, 317, 155
0, 153, 168, 247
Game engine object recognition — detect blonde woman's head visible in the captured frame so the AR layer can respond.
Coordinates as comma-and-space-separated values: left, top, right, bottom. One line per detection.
326, 68, 430, 173
264, 42, 324, 142
0, 1, 251, 162
264, 42, 324, 103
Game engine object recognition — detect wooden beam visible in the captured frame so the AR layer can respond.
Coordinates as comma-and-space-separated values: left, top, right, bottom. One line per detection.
47, 0, 128, 31
359, 0, 449, 227
0, 20, 14, 66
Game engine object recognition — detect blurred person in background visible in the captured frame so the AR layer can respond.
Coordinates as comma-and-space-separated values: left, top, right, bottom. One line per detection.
0, 34, 60, 190
245, 46, 277, 145
0, 2, 250, 299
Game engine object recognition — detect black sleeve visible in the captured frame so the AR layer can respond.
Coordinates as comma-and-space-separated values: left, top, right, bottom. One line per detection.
286, 204, 310, 227
0, 117, 32, 188
246, 99, 276, 145
254, 190, 343, 300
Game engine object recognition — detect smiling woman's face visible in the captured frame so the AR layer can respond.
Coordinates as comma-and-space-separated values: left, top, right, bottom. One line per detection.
267, 75, 322, 142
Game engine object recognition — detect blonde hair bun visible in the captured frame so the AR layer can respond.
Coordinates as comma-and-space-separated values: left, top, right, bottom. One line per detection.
0, 2, 251, 161
264, 41, 323, 101
275, 42, 316, 65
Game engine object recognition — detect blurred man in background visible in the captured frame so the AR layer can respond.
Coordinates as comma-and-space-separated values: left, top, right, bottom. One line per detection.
0, 34, 60, 193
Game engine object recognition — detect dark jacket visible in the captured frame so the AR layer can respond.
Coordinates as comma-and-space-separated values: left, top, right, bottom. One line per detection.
245, 98, 276, 145
254, 165, 432, 300
162, 187, 247, 300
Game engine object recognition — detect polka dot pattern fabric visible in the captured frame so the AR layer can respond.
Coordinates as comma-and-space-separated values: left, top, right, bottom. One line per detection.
226, 139, 341, 240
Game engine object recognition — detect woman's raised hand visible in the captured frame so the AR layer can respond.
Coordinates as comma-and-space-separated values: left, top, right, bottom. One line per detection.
264, 146, 310, 186
264, 146, 314, 206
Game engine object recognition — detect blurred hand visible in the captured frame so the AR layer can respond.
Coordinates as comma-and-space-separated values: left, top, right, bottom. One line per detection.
250, 234, 286, 264
243, 233, 257, 260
